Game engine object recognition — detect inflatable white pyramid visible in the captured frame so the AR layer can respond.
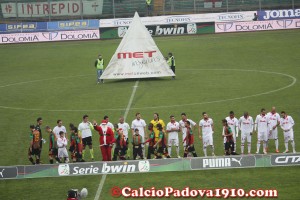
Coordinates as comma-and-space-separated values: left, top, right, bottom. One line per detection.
100, 12, 175, 79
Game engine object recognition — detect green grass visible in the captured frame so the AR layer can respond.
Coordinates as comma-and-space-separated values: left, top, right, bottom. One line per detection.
0, 29, 300, 199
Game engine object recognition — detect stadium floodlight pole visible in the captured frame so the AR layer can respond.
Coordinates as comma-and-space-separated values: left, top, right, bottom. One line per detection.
226, 0, 228, 12
112, 0, 116, 18
48, 0, 51, 21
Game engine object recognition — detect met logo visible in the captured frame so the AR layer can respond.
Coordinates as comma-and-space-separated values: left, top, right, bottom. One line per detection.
117, 51, 157, 59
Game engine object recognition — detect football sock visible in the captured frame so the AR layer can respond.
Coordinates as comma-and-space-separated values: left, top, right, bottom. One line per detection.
241, 143, 244, 154
29, 157, 35, 165
49, 159, 53, 164
192, 151, 197, 157
285, 142, 288, 151
36, 159, 40, 164
257, 142, 261, 152
275, 139, 279, 150
168, 146, 172, 157
248, 143, 251, 153
263, 142, 267, 151
211, 145, 215, 154
183, 153, 187, 157
203, 146, 207, 157
90, 149, 94, 159
291, 140, 295, 151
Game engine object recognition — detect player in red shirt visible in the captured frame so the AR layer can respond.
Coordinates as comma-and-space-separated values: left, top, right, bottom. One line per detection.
222, 119, 236, 155
93, 120, 115, 161
112, 128, 127, 160
144, 123, 156, 159
183, 121, 198, 157
153, 124, 170, 159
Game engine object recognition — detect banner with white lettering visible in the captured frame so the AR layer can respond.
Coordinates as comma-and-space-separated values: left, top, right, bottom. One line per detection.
1, 154, 300, 179
258, 9, 300, 20
100, 12, 175, 79
1, 0, 103, 18
0, 29, 100, 44
215, 19, 300, 33
99, 11, 256, 28
100, 22, 215, 39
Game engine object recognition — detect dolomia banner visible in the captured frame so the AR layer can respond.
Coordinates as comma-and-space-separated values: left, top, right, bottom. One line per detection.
0, 154, 299, 180
100, 22, 215, 39
1, 0, 103, 18
0, 29, 100, 44
215, 19, 300, 33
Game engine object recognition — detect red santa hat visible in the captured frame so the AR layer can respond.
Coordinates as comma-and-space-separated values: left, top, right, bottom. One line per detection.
101, 120, 107, 125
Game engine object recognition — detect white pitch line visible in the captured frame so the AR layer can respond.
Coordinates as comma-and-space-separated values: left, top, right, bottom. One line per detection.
94, 80, 139, 200
0, 69, 296, 112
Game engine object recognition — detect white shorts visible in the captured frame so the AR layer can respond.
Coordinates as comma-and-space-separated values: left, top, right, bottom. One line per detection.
258, 132, 268, 142
241, 132, 252, 143
168, 136, 179, 146
58, 147, 69, 158
203, 134, 213, 146
284, 131, 294, 143
268, 128, 278, 140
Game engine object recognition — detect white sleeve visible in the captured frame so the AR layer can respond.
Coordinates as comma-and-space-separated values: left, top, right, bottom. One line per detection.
78, 123, 82, 131
142, 120, 146, 127
289, 117, 295, 129
190, 120, 197, 126
166, 123, 171, 131
131, 121, 135, 129
238, 118, 242, 129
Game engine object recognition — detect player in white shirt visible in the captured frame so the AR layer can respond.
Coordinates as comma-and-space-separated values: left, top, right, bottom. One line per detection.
267, 107, 281, 153
238, 112, 254, 154
104, 115, 115, 131
118, 116, 131, 141
280, 111, 296, 153
254, 108, 269, 154
198, 112, 215, 157
131, 112, 147, 157
53, 120, 67, 139
179, 113, 197, 149
225, 111, 239, 153
57, 131, 69, 163
166, 115, 180, 158
118, 116, 131, 159
78, 115, 94, 161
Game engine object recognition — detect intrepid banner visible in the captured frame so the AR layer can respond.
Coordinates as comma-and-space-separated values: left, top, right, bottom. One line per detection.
258, 9, 300, 20
100, 11, 256, 28
1, 0, 103, 18
0, 29, 100, 44
215, 19, 300, 33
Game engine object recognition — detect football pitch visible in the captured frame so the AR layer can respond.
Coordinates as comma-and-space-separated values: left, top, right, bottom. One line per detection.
0, 29, 300, 199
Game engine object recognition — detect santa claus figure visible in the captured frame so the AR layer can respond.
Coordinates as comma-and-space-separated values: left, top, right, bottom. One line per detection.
93, 120, 115, 161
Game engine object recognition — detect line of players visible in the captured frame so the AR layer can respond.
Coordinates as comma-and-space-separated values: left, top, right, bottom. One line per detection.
28, 107, 296, 164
